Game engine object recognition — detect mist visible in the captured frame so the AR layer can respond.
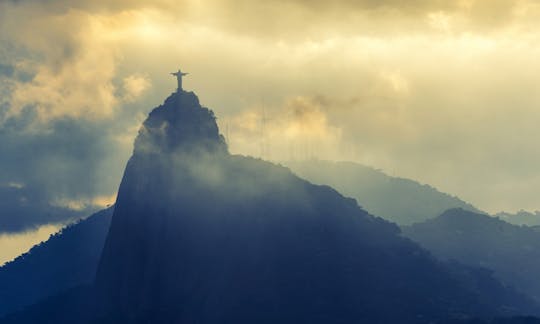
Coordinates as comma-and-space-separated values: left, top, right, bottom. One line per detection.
1, 0, 540, 238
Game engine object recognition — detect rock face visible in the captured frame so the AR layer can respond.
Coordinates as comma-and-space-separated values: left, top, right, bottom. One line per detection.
93, 90, 537, 323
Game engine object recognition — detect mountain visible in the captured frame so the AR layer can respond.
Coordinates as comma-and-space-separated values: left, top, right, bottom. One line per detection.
403, 208, 540, 301
285, 160, 480, 226
0, 207, 112, 317
494, 210, 540, 227
91, 90, 540, 322
2, 90, 539, 323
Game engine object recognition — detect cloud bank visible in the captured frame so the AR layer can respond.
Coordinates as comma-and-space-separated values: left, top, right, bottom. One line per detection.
2, 0, 540, 235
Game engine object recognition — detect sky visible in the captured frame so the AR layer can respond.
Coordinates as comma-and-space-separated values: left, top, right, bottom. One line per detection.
1, 0, 540, 251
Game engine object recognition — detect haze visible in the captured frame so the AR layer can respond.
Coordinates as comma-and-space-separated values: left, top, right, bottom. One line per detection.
1, 0, 540, 242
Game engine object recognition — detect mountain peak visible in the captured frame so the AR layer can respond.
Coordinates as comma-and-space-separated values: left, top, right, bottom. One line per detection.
439, 207, 476, 218
133, 90, 227, 156
2, 88, 540, 323
438, 208, 492, 221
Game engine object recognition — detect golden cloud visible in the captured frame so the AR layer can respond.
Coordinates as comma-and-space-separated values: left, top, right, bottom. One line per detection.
0, 224, 61, 266
3, 0, 540, 214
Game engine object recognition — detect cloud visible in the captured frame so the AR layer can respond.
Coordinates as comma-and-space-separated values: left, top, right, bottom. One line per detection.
0, 117, 120, 232
0, 64, 14, 78
1, 0, 540, 240
121, 74, 152, 102
50, 194, 116, 212
226, 96, 343, 161
0, 2, 155, 233
114, 0, 538, 40
0, 224, 61, 266
0, 6, 121, 124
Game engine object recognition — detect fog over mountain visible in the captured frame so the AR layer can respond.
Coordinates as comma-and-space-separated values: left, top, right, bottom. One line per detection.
494, 211, 540, 227
2, 89, 538, 323
3, 1, 540, 323
285, 160, 480, 225
403, 209, 540, 302
3, 0, 540, 227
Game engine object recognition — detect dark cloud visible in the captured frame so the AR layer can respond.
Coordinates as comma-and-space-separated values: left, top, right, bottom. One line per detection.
0, 184, 80, 232
0, 64, 14, 78
0, 59, 159, 233
1, 0, 540, 237
0, 2, 159, 233
0, 116, 112, 232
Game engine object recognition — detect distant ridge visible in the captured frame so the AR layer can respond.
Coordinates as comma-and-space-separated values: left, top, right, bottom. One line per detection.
494, 210, 540, 227
403, 208, 540, 301
285, 160, 480, 225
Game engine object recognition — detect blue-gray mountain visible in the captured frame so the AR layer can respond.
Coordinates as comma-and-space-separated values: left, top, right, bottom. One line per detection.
403, 208, 540, 302
0, 160, 491, 318
1, 90, 539, 323
0, 207, 112, 317
285, 160, 480, 225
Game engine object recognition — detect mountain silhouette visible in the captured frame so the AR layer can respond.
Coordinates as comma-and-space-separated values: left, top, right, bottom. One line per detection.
403, 208, 540, 302
0, 207, 112, 317
2, 90, 539, 323
285, 160, 480, 225
494, 210, 540, 227
92, 90, 540, 322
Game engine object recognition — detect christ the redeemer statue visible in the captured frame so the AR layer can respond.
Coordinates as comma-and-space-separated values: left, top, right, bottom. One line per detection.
171, 69, 188, 92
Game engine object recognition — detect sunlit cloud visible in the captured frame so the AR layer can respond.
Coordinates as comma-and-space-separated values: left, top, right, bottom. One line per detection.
227, 96, 343, 161
0, 224, 61, 266
121, 74, 152, 102
50, 194, 117, 212
1, 0, 540, 242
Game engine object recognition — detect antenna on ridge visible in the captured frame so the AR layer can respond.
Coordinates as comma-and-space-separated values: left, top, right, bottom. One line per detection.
225, 122, 230, 146
260, 102, 272, 161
